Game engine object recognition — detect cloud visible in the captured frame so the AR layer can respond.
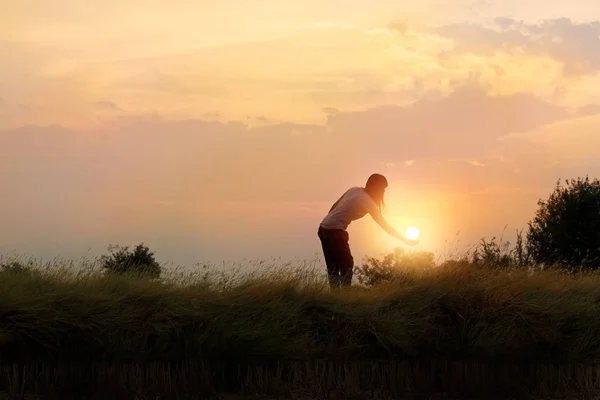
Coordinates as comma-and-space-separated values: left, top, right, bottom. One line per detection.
324, 83, 579, 165
93, 100, 122, 111
248, 115, 270, 122
436, 17, 600, 75
2, 82, 598, 208
574, 104, 600, 117
2, 82, 600, 263
322, 107, 340, 116
0, 40, 120, 128
3, 18, 600, 128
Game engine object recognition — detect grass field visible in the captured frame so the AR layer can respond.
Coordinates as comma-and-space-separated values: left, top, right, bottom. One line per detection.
2, 257, 600, 398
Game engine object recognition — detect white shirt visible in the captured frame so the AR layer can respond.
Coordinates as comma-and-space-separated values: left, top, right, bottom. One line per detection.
320, 187, 379, 230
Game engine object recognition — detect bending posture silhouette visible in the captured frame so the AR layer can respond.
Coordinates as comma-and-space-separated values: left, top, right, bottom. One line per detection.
318, 174, 417, 289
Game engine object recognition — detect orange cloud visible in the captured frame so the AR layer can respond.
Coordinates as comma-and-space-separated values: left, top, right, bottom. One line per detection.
2, 83, 599, 264
5, 17, 600, 127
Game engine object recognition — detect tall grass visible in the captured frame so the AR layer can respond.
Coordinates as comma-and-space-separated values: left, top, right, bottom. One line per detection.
3, 257, 600, 398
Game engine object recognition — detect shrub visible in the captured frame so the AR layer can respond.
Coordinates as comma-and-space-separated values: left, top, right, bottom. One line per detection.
0, 260, 36, 275
100, 243, 161, 278
355, 247, 435, 286
468, 229, 532, 269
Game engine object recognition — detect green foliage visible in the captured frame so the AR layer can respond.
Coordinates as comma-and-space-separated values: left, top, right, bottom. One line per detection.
0, 260, 37, 276
527, 176, 600, 269
355, 247, 435, 286
99, 243, 161, 278
514, 228, 532, 268
357, 231, 533, 287
471, 229, 531, 269
471, 236, 512, 268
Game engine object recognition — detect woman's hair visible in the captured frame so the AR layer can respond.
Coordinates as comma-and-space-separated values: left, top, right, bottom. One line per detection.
364, 173, 388, 213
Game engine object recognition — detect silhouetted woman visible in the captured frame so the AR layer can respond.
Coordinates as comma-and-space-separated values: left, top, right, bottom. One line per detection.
318, 173, 417, 289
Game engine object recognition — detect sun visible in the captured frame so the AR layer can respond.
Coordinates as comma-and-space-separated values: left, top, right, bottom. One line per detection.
405, 226, 419, 241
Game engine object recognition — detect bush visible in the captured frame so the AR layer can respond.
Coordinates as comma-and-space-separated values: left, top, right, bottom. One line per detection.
0, 260, 36, 276
471, 236, 512, 268
357, 231, 534, 287
355, 247, 435, 286
100, 243, 161, 278
527, 176, 600, 270
471, 230, 531, 269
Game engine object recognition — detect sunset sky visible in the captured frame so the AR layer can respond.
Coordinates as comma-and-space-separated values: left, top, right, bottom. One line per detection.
2, 1, 600, 268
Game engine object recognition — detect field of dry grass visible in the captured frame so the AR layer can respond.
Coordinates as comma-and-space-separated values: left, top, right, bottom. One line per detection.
2, 258, 600, 398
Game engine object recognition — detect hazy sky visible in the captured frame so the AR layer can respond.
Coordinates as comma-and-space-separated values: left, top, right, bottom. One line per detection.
2, 1, 600, 268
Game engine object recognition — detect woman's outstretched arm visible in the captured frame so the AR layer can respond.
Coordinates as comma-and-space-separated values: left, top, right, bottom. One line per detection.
369, 209, 418, 246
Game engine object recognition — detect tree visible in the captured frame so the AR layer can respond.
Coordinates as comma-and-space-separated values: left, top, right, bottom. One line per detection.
100, 243, 162, 278
355, 247, 435, 286
527, 176, 600, 269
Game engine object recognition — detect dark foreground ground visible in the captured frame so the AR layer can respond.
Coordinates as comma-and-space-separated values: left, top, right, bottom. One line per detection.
2, 359, 600, 398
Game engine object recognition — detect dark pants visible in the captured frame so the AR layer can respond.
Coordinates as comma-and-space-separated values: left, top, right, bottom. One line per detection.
318, 226, 354, 289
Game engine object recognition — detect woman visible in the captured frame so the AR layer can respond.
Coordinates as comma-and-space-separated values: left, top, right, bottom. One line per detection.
318, 173, 418, 289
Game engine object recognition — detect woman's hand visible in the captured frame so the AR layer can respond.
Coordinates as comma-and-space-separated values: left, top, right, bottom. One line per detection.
370, 210, 420, 247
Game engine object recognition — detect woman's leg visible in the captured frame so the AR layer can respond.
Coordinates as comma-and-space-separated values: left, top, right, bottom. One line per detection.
318, 227, 341, 289
337, 230, 354, 287
318, 227, 354, 289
